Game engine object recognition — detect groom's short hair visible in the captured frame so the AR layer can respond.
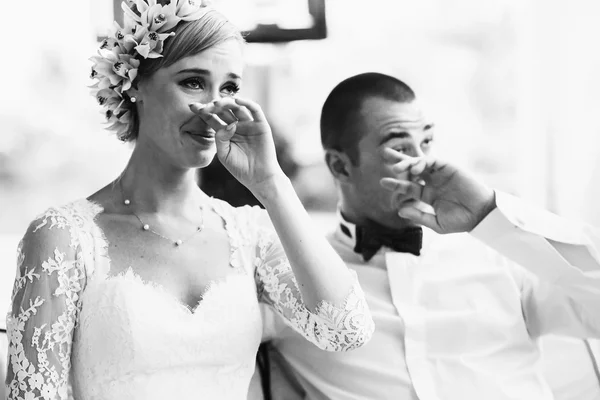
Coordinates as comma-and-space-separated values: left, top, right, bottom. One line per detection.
320, 72, 415, 164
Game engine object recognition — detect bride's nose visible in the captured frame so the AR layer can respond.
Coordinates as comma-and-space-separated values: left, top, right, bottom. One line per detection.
199, 88, 223, 105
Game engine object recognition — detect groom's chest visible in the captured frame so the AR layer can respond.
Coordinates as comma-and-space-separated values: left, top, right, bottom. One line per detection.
351, 235, 528, 351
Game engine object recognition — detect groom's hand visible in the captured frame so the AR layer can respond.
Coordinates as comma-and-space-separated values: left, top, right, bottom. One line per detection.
380, 148, 496, 234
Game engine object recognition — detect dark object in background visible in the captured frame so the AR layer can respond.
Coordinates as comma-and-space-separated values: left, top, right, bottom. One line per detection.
199, 132, 299, 207
242, 0, 327, 43
199, 158, 263, 207
105, 0, 326, 43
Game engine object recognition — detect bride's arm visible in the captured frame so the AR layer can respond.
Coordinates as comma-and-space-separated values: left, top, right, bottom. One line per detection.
254, 175, 358, 310
191, 97, 373, 350
5, 208, 85, 400
253, 176, 374, 351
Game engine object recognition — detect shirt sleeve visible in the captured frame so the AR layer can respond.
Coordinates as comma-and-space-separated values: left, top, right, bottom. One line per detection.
5, 209, 86, 400
252, 210, 374, 352
471, 191, 600, 339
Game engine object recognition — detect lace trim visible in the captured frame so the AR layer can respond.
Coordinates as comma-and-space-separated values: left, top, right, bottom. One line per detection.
313, 271, 375, 351
100, 268, 248, 314
79, 199, 111, 280
209, 198, 248, 273
254, 226, 374, 352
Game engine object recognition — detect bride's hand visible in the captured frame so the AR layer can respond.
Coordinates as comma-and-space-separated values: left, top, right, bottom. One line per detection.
189, 97, 284, 193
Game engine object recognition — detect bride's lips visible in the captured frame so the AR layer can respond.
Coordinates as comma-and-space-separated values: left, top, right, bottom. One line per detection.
186, 130, 215, 145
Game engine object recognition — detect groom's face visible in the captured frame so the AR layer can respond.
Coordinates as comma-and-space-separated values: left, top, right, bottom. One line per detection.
347, 97, 435, 228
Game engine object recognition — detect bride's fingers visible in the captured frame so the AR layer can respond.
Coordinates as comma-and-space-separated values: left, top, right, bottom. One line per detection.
212, 98, 254, 123
189, 103, 227, 131
234, 97, 267, 123
216, 109, 238, 125
190, 100, 240, 127
215, 121, 238, 143
224, 104, 253, 122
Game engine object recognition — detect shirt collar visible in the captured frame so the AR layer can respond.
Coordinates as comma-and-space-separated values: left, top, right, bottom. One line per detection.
335, 208, 359, 249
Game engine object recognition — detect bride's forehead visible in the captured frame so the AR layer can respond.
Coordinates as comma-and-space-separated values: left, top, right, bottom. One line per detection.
170, 42, 244, 73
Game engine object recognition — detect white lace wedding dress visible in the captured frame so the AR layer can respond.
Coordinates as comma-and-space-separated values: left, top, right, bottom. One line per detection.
5, 197, 373, 400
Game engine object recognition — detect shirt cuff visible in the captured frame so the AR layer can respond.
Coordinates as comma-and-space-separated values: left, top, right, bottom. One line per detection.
470, 190, 595, 283
471, 191, 587, 245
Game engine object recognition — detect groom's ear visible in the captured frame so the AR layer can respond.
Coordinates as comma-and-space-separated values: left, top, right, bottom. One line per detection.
325, 149, 353, 184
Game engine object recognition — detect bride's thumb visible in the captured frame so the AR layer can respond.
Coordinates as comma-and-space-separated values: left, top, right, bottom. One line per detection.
216, 122, 237, 143
215, 122, 236, 158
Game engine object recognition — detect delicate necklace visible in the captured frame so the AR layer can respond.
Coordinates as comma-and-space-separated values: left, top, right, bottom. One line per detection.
119, 180, 204, 247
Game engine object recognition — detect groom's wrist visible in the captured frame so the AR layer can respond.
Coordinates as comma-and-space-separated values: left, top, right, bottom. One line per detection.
473, 189, 497, 228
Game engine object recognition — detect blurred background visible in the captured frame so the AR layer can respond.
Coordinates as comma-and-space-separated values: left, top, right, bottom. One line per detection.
1, 0, 599, 398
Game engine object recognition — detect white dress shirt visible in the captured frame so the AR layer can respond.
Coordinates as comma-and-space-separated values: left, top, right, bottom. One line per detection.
264, 192, 600, 400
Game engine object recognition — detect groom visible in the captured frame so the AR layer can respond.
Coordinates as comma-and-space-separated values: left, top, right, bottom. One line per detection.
258, 72, 600, 400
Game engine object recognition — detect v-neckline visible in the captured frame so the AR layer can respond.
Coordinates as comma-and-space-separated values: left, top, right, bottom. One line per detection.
103, 268, 247, 314
75, 197, 244, 311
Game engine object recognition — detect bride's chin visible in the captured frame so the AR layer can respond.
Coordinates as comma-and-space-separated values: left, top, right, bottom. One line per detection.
193, 149, 217, 168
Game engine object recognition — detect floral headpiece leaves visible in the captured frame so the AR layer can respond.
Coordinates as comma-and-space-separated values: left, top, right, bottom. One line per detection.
90, 0, 212, 140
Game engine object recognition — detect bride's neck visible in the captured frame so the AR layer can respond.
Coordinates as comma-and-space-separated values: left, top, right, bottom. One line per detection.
119, 149, 205, 215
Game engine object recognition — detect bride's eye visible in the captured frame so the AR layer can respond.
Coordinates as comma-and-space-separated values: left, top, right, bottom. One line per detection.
180, 77, 205, 90
221, 83, 240, 97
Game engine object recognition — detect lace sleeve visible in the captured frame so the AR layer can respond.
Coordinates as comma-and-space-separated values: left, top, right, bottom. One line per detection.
254, 228, 374, 352
5, 209, 86, 400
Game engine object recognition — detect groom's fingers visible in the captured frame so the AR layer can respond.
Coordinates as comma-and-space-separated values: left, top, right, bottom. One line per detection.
398, 204, 441, 233
381, 178, 424, 200
391, 160, 416, 174
409, 158, 429, 175
382, 147, 412, 163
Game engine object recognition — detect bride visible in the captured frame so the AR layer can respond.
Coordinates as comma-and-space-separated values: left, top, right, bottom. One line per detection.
4, 1, 374, 399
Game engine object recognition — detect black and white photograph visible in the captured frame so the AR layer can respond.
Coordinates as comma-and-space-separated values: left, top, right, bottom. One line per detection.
1, 0, 599, 399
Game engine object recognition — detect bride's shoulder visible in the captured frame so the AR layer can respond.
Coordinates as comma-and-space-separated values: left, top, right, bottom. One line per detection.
15, 200, 95, 291
33, 198, 102, 225
206, 196, 271, 232
23, 199, 103, 243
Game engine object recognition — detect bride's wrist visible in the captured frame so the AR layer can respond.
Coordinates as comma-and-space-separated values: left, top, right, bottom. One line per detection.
249, 173, 293, 205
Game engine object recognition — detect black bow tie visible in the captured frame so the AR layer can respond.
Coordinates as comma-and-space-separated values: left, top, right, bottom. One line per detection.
346, 221, 423, 262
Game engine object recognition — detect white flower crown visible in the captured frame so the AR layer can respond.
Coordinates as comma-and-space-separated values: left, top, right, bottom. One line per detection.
90, 0, 212, 140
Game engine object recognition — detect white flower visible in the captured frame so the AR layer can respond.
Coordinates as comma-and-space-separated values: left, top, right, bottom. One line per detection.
177, 0, 211, 21
90, 50, 126, 87
134, 30, 174, 58
11, 328, 23, 344
55, 272, 82, 297
51, 313, 75, 343
141, 2, 181, 32
40, 382, 57, 400
28, 372, 44, 390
